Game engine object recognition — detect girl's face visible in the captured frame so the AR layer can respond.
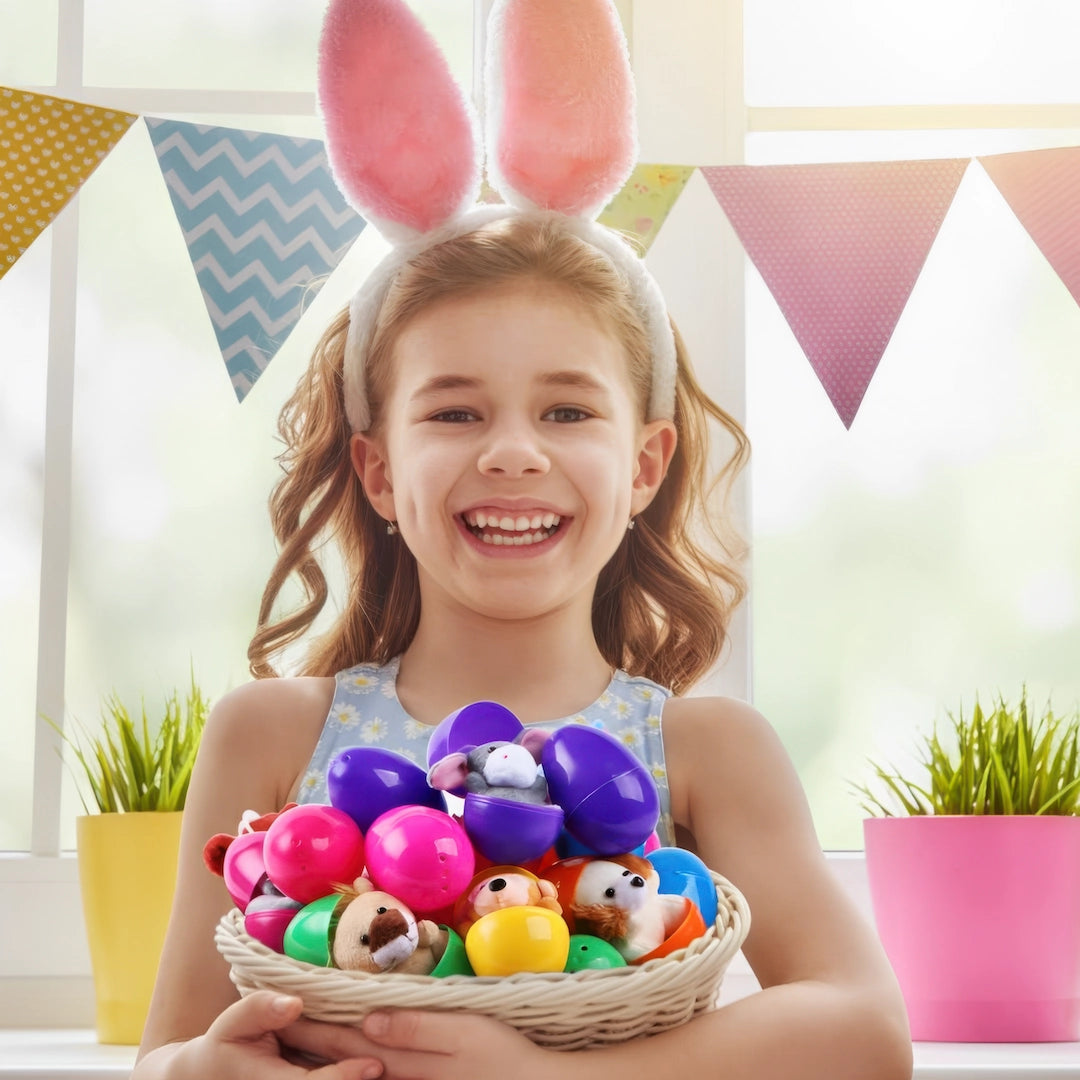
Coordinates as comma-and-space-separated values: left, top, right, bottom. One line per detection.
352, 282, 675, 623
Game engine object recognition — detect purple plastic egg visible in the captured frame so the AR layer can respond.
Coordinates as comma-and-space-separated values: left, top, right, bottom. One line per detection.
263, 805, 366, 905
462, 793, 564, 865
328, 746, 447, 832
542, 727, 660, 855
364, 805, 476, 916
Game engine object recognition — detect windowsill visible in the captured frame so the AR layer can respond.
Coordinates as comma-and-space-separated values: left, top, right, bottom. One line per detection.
3, 1027, 1080, 1080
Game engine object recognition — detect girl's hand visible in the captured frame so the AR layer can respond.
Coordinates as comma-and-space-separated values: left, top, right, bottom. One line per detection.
173, 991, 382, 1079
356, 1009, 555, 1080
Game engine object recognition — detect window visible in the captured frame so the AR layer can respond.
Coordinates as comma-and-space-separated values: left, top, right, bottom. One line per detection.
4, 0, 1080, 1024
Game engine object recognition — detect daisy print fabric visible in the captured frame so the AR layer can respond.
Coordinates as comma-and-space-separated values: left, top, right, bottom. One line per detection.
296, 659, 675, 846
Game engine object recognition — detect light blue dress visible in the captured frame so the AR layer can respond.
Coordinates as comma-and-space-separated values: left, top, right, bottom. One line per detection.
295, 656, 676, 846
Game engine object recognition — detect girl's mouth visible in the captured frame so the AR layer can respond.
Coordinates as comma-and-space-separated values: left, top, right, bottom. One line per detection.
460, 509, 564, 547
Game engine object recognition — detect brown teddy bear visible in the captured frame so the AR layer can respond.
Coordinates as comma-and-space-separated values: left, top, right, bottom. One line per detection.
332, 878, 449, 974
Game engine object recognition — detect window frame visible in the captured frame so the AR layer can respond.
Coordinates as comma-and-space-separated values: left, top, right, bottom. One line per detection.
6, 0, 1080, 1027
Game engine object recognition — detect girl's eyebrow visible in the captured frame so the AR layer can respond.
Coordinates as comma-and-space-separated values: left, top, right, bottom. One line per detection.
410, 369, 609, 401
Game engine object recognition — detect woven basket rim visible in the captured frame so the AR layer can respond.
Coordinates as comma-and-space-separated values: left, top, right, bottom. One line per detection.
216, 869, 750, 990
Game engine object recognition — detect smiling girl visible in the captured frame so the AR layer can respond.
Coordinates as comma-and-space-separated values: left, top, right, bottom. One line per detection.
132, 2, 911, 1078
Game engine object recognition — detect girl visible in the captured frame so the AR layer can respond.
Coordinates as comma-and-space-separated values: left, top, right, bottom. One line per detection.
134, 2, 911, 1077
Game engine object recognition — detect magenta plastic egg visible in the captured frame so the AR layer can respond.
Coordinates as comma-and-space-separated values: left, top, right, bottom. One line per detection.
541, 727, 659, 855
263, 805, 366, 905
464, 905, 570, 976
564, 934, 627, 972
328, 746, 447, 832
462, 793, 564, 865
647, 847, 718, 927
426, 702, 524, 796
245, 906, 300, 954
222, 830, 270, 910
364, 805, 475, 917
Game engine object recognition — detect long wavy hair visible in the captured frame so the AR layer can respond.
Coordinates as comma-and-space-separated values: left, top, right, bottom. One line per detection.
249, 215, 749, 694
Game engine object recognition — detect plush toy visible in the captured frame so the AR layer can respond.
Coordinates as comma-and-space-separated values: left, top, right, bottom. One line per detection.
553, 854, 685, 962
453, 865, 562, 937
331, 878, 449, 974
428, 729, 551, 804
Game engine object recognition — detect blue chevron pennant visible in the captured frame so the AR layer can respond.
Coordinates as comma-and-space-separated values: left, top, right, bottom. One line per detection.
145, 118, 366, 401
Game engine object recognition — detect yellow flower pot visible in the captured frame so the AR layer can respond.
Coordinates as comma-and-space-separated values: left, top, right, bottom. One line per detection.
77, 811, 183, 1044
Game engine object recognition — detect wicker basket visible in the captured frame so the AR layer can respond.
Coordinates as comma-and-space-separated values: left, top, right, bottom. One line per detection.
215, 870, 750, 1050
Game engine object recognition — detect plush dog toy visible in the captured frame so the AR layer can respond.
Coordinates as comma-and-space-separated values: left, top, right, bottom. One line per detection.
557, 854, 685, 962
453, 865, 562, 936
428, 730, 551, 804
331, 878, 449, 974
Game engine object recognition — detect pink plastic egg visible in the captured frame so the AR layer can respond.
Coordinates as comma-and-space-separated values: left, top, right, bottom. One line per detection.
263, 804, 366, 905
364, 805, 476, 917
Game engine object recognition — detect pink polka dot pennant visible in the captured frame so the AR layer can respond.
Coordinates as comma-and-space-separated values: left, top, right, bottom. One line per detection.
702, 159, 969, 428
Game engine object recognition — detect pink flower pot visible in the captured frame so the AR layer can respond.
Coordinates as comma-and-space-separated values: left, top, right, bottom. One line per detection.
864, 815, 1080, 1042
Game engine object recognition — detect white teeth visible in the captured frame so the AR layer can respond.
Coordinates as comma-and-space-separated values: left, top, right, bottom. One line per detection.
542, 513, 555, 528
464, 510, 563, 539
498, 516, 514, 530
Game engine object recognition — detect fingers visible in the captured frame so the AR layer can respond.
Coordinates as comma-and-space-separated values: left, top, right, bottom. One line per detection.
361, 1010, 456, 1054
207, 990, 304, 1043
279, 1016, 387, 1073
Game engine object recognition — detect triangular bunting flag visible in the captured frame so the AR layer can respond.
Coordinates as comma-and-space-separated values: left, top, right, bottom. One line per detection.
598, 164, 696, 252
0, 87, 137, 281
145, 118, 367, 401
979, 146, 1080, 310
702, 159, 969, 427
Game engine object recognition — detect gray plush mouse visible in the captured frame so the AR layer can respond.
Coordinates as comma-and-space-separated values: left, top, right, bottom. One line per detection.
427, 729, 550, 803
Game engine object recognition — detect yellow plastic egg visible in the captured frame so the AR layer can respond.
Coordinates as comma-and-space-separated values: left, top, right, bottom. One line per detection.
464, 905, 570, 976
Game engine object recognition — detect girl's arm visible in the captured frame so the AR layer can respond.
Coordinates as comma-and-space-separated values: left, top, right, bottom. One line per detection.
348, 696, 912, 1080
132, 676, 383, 1080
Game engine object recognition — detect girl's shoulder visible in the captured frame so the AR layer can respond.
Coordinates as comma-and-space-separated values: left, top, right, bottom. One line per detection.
203, 675, 337, 807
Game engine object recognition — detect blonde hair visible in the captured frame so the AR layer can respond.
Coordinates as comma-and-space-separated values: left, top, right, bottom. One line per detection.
249, 216, 748, 694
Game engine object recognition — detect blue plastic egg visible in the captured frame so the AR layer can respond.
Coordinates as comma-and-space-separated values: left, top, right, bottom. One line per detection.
646, 847, 718, 928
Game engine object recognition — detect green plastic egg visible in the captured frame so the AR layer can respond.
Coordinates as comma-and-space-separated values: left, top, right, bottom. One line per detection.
563, 934, 627, 972
283, 892, 341, 967
429, 926, 474, 978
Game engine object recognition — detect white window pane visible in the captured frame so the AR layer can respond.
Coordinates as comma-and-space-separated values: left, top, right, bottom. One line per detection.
83, 0, 473, 94
0, 241, 50, 851
57, 116, 377, 845
0, 0, 57, 85
746, 0, 1080, 106
746, 133, 1080, 849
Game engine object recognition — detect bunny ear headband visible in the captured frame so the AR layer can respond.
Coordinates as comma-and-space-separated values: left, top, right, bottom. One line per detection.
318, 0, 677, 431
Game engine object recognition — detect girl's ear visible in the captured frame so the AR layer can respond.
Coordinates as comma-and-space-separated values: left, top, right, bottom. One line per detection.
350, 432, 396, 523
630, 419, 677, 516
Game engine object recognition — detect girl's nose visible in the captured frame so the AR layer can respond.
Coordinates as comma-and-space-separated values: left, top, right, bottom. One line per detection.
476, 427, 549, 476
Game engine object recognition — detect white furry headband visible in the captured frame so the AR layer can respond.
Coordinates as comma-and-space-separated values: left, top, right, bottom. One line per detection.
318, 0, 678, 431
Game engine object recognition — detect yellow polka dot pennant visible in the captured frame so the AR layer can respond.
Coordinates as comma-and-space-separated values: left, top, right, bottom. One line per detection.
0, 86, 138, 281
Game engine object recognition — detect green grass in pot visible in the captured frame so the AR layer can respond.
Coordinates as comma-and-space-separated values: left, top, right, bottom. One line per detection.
49, 674, 210, 813
854, 688, 1080, 817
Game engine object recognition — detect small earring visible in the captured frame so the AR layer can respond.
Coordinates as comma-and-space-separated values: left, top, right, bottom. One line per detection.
386, 521, 399, 536
627, 518, 636, 531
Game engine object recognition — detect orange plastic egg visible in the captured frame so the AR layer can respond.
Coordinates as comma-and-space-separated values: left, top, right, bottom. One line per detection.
464, 905, 570, 976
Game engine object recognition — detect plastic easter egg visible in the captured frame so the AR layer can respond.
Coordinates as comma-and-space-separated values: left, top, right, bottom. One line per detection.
328, 746, 447, 832
427, 701, 524, 796
564, 934, 628, 972
364, 805, 475, 917
221, 830, 270, 910
282, 893, 341, 967
537, 857, 592, 931
462, 793, 564, 865
555, 828, 653, 860
244, 907, 297, 954
643, 831, 662, 855
647, 847, 718, 928
631, 897, 707, 965
542, 727, 660, 855
430, 927, 474, 978
464, 905, 570, 976
263, 805, 366, 905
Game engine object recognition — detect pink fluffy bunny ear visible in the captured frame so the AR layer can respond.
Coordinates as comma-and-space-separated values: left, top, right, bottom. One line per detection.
318, 0, 482, 243
485, 0, 636, 219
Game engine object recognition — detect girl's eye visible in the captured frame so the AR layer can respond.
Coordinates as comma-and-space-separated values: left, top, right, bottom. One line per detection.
430, 409, 476, 423
545, 406, 590, 423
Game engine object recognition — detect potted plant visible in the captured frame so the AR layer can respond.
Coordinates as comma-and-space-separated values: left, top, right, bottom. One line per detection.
52, 675, 209, 1045
854, 688, 1080, 1043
